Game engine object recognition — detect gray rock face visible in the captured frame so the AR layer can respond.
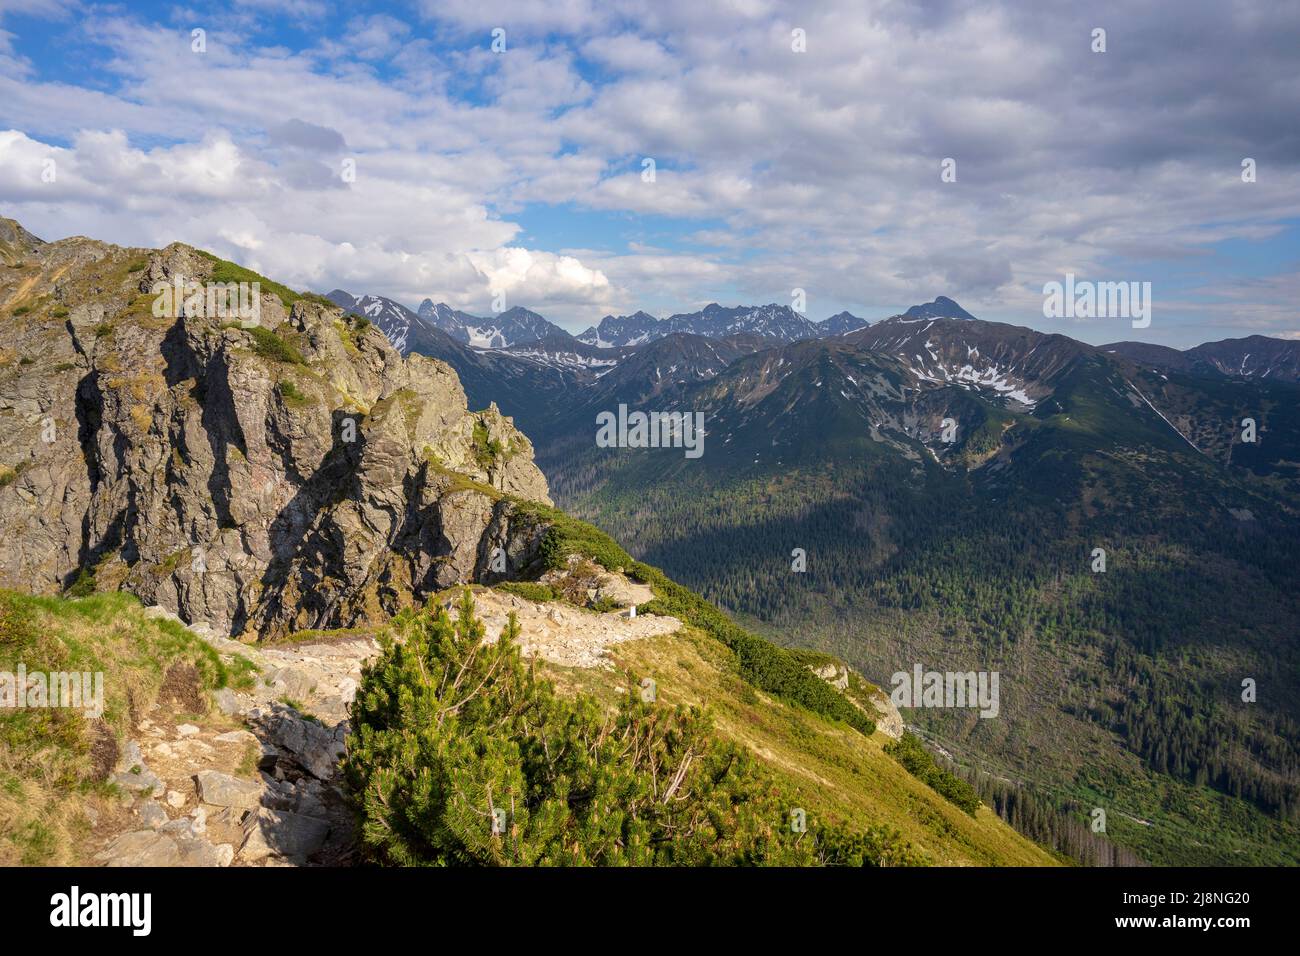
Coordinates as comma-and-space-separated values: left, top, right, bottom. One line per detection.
95, 828, 235, 868
0, 225, 553, 637
137, 802, 169, 829
240, 808, 330, 864
97, 830, 184, 867
253, 706, 345, 780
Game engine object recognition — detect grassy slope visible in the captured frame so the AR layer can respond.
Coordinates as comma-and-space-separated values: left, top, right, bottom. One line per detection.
0, 591, 255, 865
506, 504, 1058, 866
548, 625, 1057, 866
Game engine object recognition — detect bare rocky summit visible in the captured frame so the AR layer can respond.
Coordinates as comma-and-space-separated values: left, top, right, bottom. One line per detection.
0, 217, 552, 637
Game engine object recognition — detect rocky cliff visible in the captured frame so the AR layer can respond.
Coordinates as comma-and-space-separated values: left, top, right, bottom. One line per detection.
0, 218, 552, 637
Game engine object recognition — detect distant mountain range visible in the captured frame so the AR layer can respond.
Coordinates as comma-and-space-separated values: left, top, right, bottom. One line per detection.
361, 289, 1300, 867
329, 289, 876, 352
417, 299, 570, 348
1104, 334, 1300, 383
576, 303, 871, 347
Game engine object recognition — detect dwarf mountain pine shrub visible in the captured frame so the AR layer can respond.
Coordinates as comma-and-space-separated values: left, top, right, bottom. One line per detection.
343, 590, 909, 866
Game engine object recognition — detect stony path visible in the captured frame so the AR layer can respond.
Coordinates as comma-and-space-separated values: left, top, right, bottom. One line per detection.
91, 609, 379, 867
93, 584, 683, 866
437, 588, 680, 670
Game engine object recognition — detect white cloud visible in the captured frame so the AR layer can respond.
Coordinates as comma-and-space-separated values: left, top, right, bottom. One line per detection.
0, 0, 1297, 341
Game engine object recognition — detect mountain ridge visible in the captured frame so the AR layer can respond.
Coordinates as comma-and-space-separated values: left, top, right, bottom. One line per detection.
0, 217, 1069, 868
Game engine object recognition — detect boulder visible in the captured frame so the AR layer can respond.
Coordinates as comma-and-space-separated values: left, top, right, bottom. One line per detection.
98, 831, 183, 867
239, 809, 330, 864
193, 770, 264, 809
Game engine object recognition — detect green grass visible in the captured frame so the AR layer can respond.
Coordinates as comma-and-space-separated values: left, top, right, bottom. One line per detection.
0, 590, 256, 864
424, 454, 506, 498
471, 420, 505, 468
235, 741, 260, 778
229, 324, 306, 365
64, 567, 95, 598
513, 500, 876, 736
195, 250, 304, 310
299, 291, 337, 310
277, 379, 311, 406
494, 581, 557, 602
551, 626, 1057, 865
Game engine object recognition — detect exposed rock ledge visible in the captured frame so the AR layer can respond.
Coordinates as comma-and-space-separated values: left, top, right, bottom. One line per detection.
810, 662, 904, 739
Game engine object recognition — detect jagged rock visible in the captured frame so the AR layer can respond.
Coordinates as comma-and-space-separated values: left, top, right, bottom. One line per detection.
337, 677, 357, 703
812, 663, 850, 691
258, 776, 297, 812
166, 790, 186, 808
239, 808, 330, 864
869, 690, 905, 740
176, 835, 229, 867
0, 228, 553, 638
213, 688, 239, 715
194, 770, 264, 809
116, 740, 143, 772
257, 743, 280, 772
267, 666, 315, 699
808, 661, 904, 739
159, 817, 197, 838
176, 723, 201, 737
256, 707, 345, 780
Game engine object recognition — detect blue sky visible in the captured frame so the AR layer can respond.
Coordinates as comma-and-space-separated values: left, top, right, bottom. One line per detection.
1, 0, 1297, 346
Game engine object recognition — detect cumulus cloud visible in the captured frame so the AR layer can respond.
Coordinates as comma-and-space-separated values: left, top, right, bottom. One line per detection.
0, 0, 1297, 341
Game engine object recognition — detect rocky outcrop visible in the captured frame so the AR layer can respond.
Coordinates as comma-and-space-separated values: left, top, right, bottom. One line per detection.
0, 220, 553, 636
810, 661, 904, 739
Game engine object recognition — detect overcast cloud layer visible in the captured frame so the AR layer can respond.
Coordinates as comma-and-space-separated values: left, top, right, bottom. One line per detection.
1, 0, 1297, 346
